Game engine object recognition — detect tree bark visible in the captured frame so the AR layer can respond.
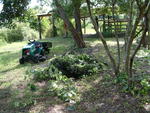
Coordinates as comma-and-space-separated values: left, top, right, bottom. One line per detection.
148, 4, 150, 49
125, 0, 150, 77
129, 1, 150, 77
125, 6, 145, 75
125, 0, 134, 51
54, 0, 86, 48
129, 27, 147, 78
86, 0, 118, 75
73, 0, 83, 40
111, 0, 121, 74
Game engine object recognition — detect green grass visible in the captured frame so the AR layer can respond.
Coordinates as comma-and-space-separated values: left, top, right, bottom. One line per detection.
0, 37, 100, 112
0, 37, 149, 113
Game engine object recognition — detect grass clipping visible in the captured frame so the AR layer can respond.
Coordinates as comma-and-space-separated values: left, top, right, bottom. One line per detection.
32, 54, 104, 102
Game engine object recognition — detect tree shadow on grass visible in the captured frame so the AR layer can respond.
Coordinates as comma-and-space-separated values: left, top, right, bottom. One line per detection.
0, 87, 14, 113
7, 81, 65, 113
65, 71, 148, 113
0, 64, 23, 73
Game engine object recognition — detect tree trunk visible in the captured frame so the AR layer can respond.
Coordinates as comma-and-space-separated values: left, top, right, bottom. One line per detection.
148, 6, 150, 49
86, 0, 118, 75
125, 7, 145, 75
124, 0, 134, 51
73, 1, 83, 40
111, 0, 121, 74
38, 17, 42, 40
125, 0, 150, 79
54, 0, 86, 48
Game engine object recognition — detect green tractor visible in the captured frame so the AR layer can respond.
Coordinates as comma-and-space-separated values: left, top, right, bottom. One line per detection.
19, 40, 52, 64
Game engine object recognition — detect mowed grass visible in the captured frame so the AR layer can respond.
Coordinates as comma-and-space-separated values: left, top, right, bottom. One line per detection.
0, 41, 27, 72
0, 37, 75, 112
0, 37, 74, 85
0, 37, 148, 113
0, 37, 125, 95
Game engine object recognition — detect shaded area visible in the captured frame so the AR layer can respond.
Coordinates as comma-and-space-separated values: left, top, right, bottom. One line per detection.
66, 71, 148, 113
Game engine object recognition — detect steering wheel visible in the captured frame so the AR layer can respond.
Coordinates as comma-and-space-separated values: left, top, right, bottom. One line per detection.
29, 40, 35, 43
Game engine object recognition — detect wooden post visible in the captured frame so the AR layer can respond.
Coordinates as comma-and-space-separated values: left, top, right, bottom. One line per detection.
120, 21, 122, 32
38, 17, 42, 40
116, 19, 119, 33
83, 17, 86, 34
52, 16, 57, 37
103, 14, 106, 32
108, 15, 110, 32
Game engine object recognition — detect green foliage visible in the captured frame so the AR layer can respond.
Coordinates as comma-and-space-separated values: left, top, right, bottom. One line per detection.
0, 0, 30, 25
48, 77, 78, 102
21, 8, 39, 30
6, 28, 24, 42
32, 65, 63, 81
32, 54, 102, 81
115, 72, 129, 91
32, 63, 78, 102
0, 27, 9, 41
51, 54, 103, 78
13, 93, 36, 108
102, 32, 115, 38
31, 54, 102, 102
28, 83, 37, 91
0, 22, 38, 43
115, 72, 150, 96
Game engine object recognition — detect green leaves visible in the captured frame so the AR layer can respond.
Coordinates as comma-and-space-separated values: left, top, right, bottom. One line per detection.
0, 0, 31, 25
51, 54, 103, 78
48, 76, 78, 102
116, 72, 150, 96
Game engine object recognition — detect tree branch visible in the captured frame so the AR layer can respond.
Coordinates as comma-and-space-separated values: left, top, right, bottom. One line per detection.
86, 0, 118, 75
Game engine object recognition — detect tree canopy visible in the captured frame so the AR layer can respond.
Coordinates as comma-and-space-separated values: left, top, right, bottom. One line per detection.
0, 0, 31, 26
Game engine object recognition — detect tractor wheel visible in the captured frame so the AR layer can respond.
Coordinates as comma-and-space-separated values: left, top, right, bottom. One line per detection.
33, 57, 39, 63
19, 58, 25, 64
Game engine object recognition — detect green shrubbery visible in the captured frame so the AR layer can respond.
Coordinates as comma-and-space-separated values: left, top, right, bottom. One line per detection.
33, 65, 63, 81
48, 77, 78, 102
31, 54, 103, 102
102, 32, 115, 38
32, 63, 79, 102
32, 54, 103, 80
51, 54, 103, 78
115, 72, 150, 96
0, 22, 38, 43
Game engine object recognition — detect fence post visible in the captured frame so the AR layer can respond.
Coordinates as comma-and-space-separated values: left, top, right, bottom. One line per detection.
38, 16, 42, 40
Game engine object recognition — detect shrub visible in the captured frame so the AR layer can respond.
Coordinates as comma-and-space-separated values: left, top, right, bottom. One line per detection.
0, 27, 9, 41
102, 31, 115, 38
48, 77, 78, 102
6, 29, 24, 42
31, 54, 103, 102
32, 65, 62, 81
32, 54, 103, 81
32, 64, 78, 102
51, 54, 103, 78
115, 72, 150, 96
0, 22, 39, 43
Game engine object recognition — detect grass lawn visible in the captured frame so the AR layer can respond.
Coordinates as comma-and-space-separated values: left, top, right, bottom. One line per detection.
0, 37, 149, 113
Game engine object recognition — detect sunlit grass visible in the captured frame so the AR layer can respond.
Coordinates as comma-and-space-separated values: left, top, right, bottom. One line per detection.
0, 41, 27, 73
85, 38, 125, 47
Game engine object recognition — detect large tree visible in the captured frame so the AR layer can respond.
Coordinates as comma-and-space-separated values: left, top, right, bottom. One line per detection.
73, 0, 83, 40
0, 0, 31, 26
54, 0, 86, 48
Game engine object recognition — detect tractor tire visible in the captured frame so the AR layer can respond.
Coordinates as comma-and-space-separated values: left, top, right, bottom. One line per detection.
19, 58, 25, 64
33, 57, 39, 63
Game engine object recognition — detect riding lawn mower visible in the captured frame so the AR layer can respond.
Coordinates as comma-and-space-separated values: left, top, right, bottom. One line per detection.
19, 40, 52, 64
